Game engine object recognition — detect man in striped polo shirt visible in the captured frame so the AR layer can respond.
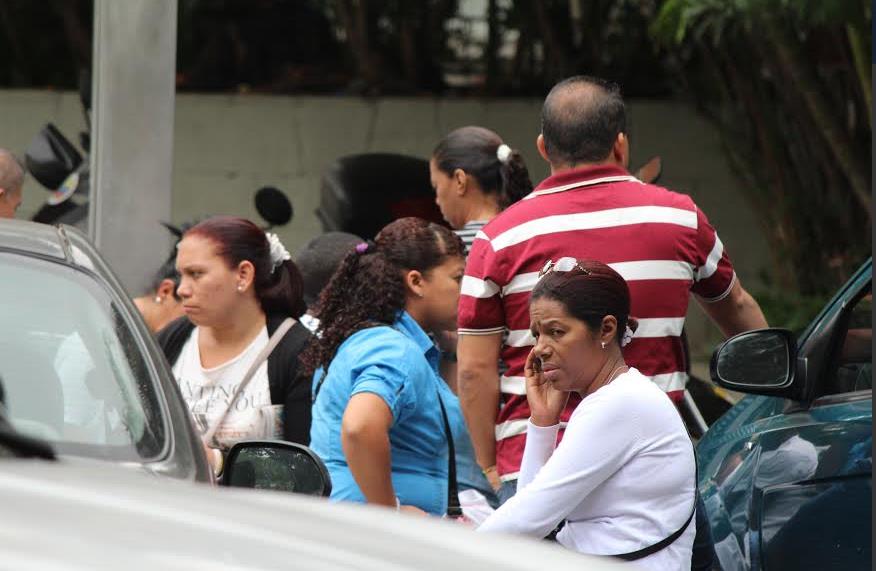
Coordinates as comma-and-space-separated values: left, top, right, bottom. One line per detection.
457, 76, 767, 502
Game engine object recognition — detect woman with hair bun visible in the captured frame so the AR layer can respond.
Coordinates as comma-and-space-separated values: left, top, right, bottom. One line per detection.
304, 217, 466, 516
429, 126, 534, 509
479, 259, 696, 569
157, 216, 313, 461
430, 126, 533, 253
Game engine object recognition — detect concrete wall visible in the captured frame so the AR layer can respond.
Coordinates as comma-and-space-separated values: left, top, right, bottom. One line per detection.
1, 90, 770, 358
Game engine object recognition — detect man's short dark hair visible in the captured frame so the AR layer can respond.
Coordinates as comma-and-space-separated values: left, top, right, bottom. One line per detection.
295, 231, 363, 308
541, 76, 626, 166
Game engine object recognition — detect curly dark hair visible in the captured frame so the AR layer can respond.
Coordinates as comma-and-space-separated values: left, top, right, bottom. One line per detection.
300, 217, 464, 375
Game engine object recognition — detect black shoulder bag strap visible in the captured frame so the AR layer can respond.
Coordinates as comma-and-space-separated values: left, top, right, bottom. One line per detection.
436, 390, 463, 519
612, 441, 699, 562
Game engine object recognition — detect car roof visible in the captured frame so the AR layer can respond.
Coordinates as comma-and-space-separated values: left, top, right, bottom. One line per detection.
0, 219, 70, 261
0, 459, 626, 571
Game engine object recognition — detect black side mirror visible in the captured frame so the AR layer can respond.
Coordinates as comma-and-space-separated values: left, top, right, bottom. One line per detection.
221, 440, 332, 497
255, 186, 293, 229
710, 328, 798, 395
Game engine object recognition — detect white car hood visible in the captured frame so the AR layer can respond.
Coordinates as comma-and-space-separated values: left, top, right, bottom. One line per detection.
0, 459, 626, 571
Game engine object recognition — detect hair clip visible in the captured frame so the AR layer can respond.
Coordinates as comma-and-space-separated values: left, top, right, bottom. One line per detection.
355, 240, 376, 255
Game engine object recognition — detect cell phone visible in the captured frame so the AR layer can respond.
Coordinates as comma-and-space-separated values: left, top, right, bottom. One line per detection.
532, 356, 543, 373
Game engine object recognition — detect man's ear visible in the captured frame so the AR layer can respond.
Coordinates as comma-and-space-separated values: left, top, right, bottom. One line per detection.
157, 279, 177, 300
404, 269, 425, 298
613, 133, 630, 168
536, 134, 550, 164
453, 168, 468, 196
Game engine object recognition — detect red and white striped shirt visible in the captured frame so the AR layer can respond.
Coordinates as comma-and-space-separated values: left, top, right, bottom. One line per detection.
458, 164, 736, 480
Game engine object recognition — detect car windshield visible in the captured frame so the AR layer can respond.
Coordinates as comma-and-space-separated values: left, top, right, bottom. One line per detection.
0, 253, 165, 461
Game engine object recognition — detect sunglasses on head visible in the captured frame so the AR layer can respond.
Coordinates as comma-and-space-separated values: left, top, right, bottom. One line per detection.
538, 257, 591, 279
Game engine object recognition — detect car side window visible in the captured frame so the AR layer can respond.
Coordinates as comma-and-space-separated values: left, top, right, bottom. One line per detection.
824, 287, 872, 396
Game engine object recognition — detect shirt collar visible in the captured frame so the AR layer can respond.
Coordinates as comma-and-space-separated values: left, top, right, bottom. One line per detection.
532, 164, 637, 195
394, 311, 436, 357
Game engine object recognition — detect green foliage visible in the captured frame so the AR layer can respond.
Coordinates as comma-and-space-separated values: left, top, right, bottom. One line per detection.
653, 0, 872, 297
754, 289, 833, 334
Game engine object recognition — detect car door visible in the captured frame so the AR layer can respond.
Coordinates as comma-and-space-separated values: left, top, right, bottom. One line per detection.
752, 269, 872, 570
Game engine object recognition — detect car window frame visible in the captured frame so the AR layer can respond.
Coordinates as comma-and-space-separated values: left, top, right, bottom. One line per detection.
793, 261, 872, 408
0, 248, 172, 463
811, 281, 872, 404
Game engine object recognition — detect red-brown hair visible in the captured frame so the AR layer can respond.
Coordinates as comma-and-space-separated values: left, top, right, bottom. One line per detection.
185, 216, 306, 318
531, 259, 631, 345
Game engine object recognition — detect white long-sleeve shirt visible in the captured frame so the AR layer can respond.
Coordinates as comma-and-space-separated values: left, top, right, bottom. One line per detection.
479, 368, 696, 570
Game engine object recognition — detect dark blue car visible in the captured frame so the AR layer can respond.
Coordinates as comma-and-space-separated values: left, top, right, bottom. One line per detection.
698, 259, 871, 570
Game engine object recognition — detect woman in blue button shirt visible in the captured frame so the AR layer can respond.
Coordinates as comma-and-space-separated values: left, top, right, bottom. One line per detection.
303, 217, 466, 515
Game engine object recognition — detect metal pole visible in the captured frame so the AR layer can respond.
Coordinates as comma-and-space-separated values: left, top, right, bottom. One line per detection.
89, 0, 177, 294
683, 389, 710, 438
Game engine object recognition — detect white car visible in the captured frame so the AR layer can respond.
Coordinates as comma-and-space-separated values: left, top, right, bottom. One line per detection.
0, 453, 627, 571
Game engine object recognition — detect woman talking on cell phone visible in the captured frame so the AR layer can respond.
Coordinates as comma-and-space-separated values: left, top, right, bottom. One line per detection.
478, 259, 697, 570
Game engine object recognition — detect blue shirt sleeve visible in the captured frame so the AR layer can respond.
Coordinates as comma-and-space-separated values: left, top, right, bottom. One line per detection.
347, 328, 419, 423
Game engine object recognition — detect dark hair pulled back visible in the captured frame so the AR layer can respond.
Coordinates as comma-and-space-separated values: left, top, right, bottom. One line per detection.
531, 260, 632, 346
433, 126, 533, 209
185, 216, 306, 318
301, 217, 464, 375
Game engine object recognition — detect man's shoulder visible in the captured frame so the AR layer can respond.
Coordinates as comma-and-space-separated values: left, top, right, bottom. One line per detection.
478, 180, 700, 239
634, 181, 699, 211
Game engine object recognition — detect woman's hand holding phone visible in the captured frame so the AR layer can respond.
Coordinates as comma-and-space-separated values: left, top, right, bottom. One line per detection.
524, 349, 569, 427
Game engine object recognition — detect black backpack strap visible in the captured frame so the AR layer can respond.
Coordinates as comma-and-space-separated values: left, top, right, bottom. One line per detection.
436, 389, 463, 519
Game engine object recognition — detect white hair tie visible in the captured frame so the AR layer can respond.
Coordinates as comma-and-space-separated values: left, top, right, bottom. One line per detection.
621, 325, 635, 348
496, 144, 512, 164
266, 232, 291, 273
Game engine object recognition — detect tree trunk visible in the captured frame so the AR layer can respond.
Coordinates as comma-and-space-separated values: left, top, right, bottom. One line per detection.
532, 0, 567, 84
399, 11, 418, 89
763, 17, 871, 215
485, 0, 500, 92
337, 0, 380, 90
0, 1, 27, 85
54, 0, 91, 71
845, 23, 872, 125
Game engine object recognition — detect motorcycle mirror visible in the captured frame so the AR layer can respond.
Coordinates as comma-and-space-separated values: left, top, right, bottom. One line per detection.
255, 186, 293, 229
634, 156, 662, 184
159, 221, 183, 239
25, 124, 84, 190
